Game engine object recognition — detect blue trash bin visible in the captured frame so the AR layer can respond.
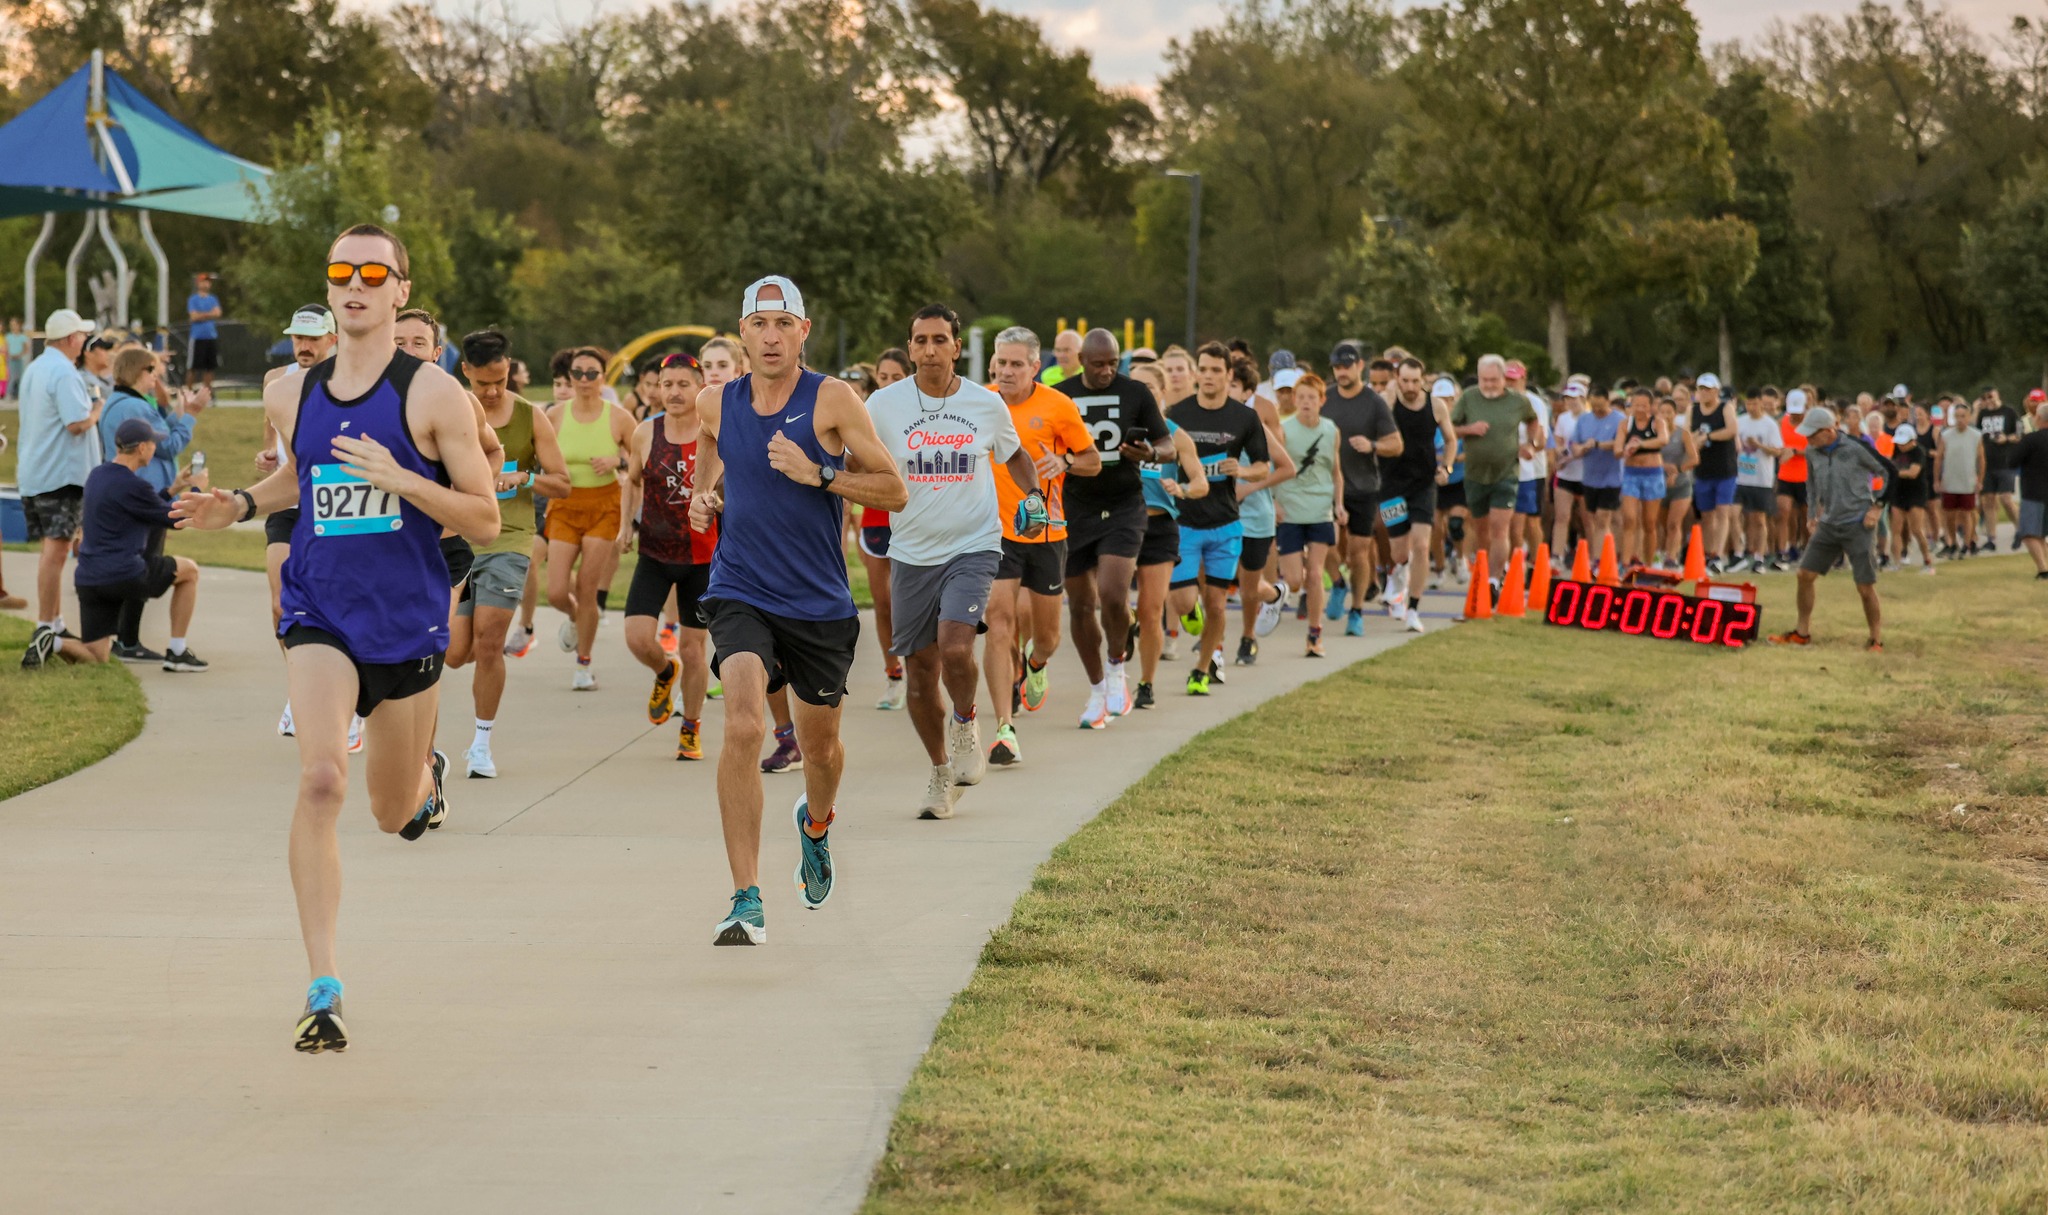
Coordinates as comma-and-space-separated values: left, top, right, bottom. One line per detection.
0, 488, 24, 543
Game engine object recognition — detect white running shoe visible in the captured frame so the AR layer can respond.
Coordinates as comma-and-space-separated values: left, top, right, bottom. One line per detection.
1405, 608, 1426, 633
278, 703, 295, 738
918, 763, 959, 819
1161, 633, 1180, 661
572, 664, 596, 691
949, 717, 986, 786
1256, 580, 1288, 637
877, 676, 906, 710
1105, 661, 1129, 717
503, 625, 530, 657
347, 715, 363, 755
465, 740, 497, 778
1079, 684, 1109, 730
557, 618, 577, 653
1386, 564, 1407, 619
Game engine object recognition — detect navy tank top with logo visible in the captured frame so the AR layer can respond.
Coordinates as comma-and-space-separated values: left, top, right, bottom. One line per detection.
705, 370, 855, 622
279, 351, 453, 663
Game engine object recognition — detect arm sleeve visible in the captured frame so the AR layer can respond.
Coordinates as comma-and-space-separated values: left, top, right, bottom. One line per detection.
118, 473, 177, 527
1056, 406, 1092, 454
156, 411, 195, 462
1371, 403, 1397, 440
57, 370, 92, 424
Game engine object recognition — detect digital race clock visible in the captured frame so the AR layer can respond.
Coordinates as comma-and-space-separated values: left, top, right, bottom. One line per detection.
1543, 579, 1761, 648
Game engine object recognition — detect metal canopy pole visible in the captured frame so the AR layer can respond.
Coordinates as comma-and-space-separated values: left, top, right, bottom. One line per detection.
95, 209, 130, 328
24, 211, 56, 353
65, 210, 93, 311
137, 211, 170, 346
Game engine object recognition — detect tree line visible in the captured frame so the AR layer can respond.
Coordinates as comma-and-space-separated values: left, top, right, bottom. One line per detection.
8, 0, 2048, 393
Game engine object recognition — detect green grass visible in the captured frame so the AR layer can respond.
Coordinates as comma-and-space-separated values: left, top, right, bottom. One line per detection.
865, 559, 2048, 1213
0, 615, 147, 802
4, 403, 873, 605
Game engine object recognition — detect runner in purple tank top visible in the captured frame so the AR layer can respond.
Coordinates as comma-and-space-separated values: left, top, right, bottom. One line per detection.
173, 223, 501, 1053
690, 276, 907, 946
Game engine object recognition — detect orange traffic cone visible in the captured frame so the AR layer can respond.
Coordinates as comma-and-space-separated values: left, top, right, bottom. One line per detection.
1528, 542, 1552, 615
1596, 533, 1621, 586
1497, 548, 1528, 617
1571, 538, 1592, 582
1681, 524, 1707, 585
1464, 550, 1494, 620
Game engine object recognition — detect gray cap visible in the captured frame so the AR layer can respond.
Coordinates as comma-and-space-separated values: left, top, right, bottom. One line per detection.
1795, 405, 1837, 437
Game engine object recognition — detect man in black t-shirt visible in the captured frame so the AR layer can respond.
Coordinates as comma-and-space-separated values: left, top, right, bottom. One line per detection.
1166, 342, 1270, 697
1055, 328, 1173, 723
1318, 341, 1398, 627
2015, 400, 2048, 577
1976, 388, 2022, 550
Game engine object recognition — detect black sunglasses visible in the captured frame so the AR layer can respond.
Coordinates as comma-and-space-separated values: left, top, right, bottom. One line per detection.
568, 368, 603, 381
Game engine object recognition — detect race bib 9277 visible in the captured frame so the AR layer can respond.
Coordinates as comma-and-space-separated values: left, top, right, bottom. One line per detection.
310, 463, 403, 536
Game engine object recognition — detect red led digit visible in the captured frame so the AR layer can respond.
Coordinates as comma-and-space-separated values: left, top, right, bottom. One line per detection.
1649, 593, 1683, 638
1548, 580, 1583, 625
1617, 589, 1652, 634
1689, 597, 1725, 643
1721, 602, 1759, 647
1582, 584, 1615, 629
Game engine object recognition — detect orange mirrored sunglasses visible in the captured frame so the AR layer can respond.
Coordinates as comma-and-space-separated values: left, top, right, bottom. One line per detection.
325, 261, 401, 288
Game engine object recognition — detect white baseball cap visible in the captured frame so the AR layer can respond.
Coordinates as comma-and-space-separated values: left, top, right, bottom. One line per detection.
1562, 382, 1586, 398
1695, 372, 1721, 390
1785, 388, 1808, 414
1890, 383, 1910, 399
741, 275, 806, 321
1431, 376, 1457, 398
283, 304, 335, 337
41, 309, 97, 342
1273, 368, 1302, 390
1893, 423, 1917, 445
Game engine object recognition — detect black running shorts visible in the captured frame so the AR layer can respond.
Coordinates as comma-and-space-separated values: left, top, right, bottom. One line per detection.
1063, 497, 1148, 576
1238, 534, 1274, 571
1138, 511, 1180, 567
705, 597, 859, 708
265, 506, 300, 547
625, 555, 710, 625
997, 537, 1067, 597
282, 624, 445, 720
440, 535, 474, 590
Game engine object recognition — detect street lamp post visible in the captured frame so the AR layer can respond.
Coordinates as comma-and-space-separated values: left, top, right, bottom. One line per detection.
1166, 169, 1201, 350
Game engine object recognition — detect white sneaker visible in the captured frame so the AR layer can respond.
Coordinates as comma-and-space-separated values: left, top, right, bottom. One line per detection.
1104, 661, 1129, 716
278, 703, 295, 737
1386, 564, 1407, 618
557, 618, 577, 653
917, 763, 960, 819
949, 717, 985, 786
1405, 608, 1426, 633
1162, 633, 1180, 661
503, 625, 530, 657
1920, 563, 1937, 576
1079, 684, 1109, 730
465, 740, 497, 778
572, 664, 596, 691
1255, 580, 1287, 637
347, 715, 363, 755
876, 676, 905, 710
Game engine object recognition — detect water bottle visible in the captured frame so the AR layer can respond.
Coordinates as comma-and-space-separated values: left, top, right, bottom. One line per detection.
190, 450, 206, 475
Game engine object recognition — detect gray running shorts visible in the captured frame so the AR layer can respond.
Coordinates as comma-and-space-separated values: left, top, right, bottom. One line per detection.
457, 550, 531, 616
888, 550, 1001, 657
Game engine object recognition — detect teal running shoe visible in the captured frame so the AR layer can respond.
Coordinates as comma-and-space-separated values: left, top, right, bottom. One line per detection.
714, 886, 766, 946
294, 976, 348, 1053
1325, 579, 1349, 620
1345, 607, 1366, 637
793, 795, 834, 909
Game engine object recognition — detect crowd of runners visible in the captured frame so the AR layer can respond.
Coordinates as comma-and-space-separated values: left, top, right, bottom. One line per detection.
11, 220, 2048, 1054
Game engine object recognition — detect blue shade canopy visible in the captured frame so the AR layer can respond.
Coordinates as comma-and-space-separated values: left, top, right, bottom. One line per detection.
0, 61, 271, 219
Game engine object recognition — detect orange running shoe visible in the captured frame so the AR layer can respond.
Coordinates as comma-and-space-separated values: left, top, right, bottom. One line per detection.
647, 657, 680, 725
676, 716, 703, 761
1767, 630, 1812, 646
660, 621, 680, 656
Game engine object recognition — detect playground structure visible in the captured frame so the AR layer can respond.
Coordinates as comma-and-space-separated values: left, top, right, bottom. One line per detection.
1055, 317, 1159, 352
604, 325, 725, 386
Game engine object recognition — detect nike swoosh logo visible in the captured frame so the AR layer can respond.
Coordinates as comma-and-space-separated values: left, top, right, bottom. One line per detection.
785, 413, 807, 423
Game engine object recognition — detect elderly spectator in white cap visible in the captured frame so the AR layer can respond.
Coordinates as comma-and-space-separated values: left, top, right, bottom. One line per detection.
15, 308, 103, 646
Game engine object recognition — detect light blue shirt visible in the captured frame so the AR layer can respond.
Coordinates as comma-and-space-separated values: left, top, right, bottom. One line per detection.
17, 347, 96, 496
99, 389, 193, 493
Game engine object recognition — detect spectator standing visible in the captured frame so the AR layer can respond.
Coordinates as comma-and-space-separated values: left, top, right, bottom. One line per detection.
4, 316, 25, 399
2015, 401, 2048, 579
1039, 329, 1081, 385
1974, 387, 2021, 550
80, 335, 116, 405
1889, 424, 1937, 572
186, 272, 222, 391
1770, 406, 1889, 651
16, 309, 102, 649
19, 419, 205, 671
1934, 405, 1985, 556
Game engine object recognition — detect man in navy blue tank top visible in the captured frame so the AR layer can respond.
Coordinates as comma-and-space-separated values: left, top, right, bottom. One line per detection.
690, 276, 908, 946
173, 223, 503, 1052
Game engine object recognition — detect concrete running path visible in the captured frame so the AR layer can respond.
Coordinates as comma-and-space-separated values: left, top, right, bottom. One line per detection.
0, 549, 1431, 1214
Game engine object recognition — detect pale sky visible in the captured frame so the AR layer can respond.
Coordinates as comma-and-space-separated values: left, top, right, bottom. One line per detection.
359, 0, 2041, 88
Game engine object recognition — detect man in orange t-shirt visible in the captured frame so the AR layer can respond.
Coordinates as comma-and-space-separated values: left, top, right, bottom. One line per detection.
1775, 387, 1811, 559
983, 327, 1102, 765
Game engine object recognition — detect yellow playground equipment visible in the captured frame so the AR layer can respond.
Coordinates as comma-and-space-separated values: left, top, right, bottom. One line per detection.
1054, 318, 1156, 352
604, 325, 727, 387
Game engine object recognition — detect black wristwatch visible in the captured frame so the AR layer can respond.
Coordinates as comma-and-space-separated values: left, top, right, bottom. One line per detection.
235, 489, 258, 522
818, 464, 837, 490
